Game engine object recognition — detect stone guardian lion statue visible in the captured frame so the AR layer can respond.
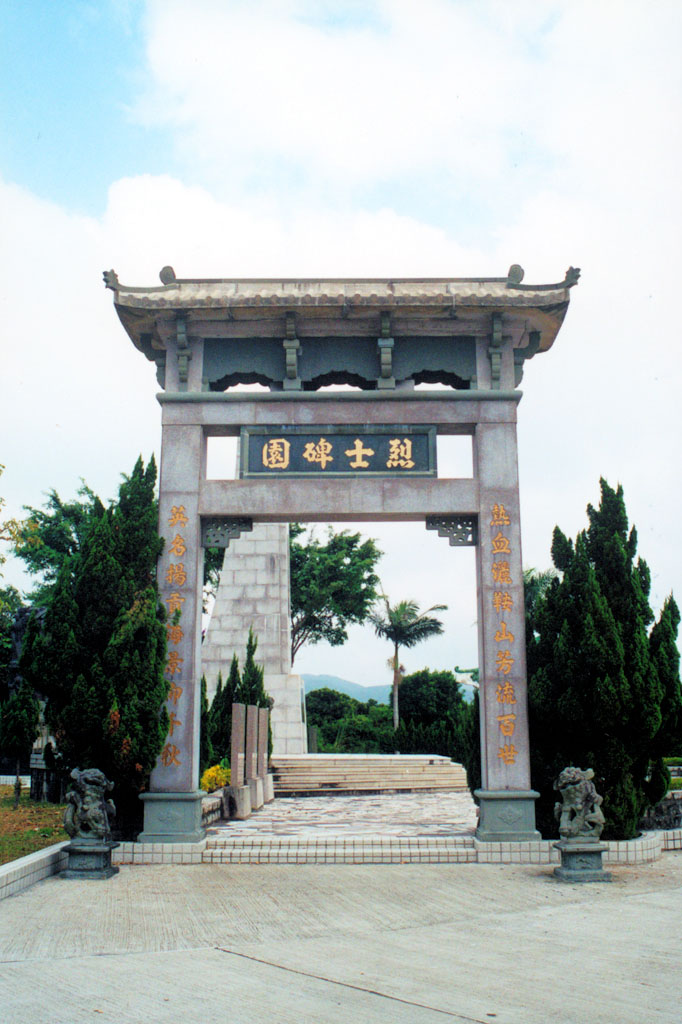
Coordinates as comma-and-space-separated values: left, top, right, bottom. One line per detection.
553, 766, 605, 841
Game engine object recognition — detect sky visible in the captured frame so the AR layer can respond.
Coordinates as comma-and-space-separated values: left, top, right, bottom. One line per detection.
1, 0, 681, 686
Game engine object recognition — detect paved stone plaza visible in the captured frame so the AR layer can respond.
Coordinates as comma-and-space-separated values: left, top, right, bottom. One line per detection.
211, 790, 479, 837
1, 851, 680, 1023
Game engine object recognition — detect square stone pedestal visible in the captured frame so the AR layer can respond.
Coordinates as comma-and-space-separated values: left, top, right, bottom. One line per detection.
475, 789, 541, 842
227, 784, 252, 820
263, 773, 274, 803
60, 841, 120, 880
249, 777, 264, 811
138, 791, 205, 843
553, 840, 612, 882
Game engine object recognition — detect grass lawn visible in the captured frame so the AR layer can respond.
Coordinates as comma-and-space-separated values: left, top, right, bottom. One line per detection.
0, 785, 68, 866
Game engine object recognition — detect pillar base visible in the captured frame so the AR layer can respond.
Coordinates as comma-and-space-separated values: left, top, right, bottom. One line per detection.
227, 785, 252, 820
474, 789, 541, 842
553, 840, 612, 883
263, 773, 275, 803
60, 841, 119, 879
138, 791, 205, 844
248, 777, 264, 811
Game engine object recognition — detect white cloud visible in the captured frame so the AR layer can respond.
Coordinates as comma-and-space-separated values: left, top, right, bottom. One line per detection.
2, 0, 681, 678
133, 0, 546, 200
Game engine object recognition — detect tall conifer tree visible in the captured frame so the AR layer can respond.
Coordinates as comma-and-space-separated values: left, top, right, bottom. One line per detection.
235, 628, 269, 708
19, 457, 168, 830
199, 675, 213, 776
528, 479, 682, 839
209, 656, 241, 762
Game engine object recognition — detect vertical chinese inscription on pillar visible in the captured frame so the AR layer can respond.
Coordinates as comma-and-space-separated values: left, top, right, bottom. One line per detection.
161, 504, 190, 771
490, 502, 518, 766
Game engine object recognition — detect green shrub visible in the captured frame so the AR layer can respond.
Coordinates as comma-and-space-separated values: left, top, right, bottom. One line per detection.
200, 765, 230, 792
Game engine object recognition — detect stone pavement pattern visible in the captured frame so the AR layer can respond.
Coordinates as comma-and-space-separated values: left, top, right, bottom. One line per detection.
1, 855, 680, 1023
211, 790, 479, 836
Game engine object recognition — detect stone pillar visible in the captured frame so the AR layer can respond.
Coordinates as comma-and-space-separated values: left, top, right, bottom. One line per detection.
245, 705, 258, 781
473, 419, 540, 841
245, 704, 263, 810
258, 707, 274, 803
139, 423, 205, 843
230, 703, 246, 787
257, 708, 268, 779
202, 523, 307, 754
228, 702, 251, 820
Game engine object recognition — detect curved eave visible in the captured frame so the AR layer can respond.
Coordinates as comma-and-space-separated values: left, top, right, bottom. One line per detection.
111, 276, 575, 360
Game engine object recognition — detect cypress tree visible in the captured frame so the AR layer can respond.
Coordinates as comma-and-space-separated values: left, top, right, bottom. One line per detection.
199, 675, 213, 776
102, 585, 168, 818
19, 457, 168, 832
209, 655, 241, 763
236, 628, 269, 708
208, 671, 224, 762
648, 595, 682, 768
528, 479, 682, 839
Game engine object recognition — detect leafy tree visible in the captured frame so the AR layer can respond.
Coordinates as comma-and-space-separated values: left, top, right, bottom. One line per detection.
19, 457, 169, 831
0, 585, 23, 701
13, 484, 103, 603
369, 597, 447, 729
398, 669, 465, 728
528, 479, 682, 839
290, 525, 381, 663
305, 688, 393, 753
305, 687, 359, 728
0, 681, 39, 807
305, 679, 477, 763
330, 703, 394, 753
0, 464, 32, 580
203, 545, 224, 605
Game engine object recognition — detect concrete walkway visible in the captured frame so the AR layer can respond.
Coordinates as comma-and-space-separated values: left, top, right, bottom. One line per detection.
1, 851, 680, 1022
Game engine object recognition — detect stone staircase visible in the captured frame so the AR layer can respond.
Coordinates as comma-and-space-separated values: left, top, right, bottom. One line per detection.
270, 753, 468, 796
204, 833, 476, 864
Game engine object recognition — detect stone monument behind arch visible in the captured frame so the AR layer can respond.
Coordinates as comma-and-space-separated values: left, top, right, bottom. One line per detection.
201, 522, 307, 754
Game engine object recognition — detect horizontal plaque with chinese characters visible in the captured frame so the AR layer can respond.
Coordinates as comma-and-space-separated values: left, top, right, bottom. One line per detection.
240, 426, 437, 477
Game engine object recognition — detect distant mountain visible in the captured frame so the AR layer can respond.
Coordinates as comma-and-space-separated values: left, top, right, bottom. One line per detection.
303, 674, 391, 704
303, 673, 477, 704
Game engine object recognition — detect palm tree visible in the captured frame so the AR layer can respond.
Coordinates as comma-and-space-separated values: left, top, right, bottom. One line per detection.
369, 597, 447, 730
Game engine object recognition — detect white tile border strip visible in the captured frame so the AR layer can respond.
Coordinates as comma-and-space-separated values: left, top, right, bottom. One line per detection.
0, 841, 69, 900
1, 830, 678, 891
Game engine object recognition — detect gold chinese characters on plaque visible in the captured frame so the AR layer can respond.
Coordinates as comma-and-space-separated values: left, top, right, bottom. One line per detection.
248, 429, 434, 476
160, 504, 192, 769
490, 502, 518, 765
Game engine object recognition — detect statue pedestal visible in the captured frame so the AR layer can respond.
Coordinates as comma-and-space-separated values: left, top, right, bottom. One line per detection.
553, 839, 611, 883
60, 840, 120, 880
475, 789, 541, 841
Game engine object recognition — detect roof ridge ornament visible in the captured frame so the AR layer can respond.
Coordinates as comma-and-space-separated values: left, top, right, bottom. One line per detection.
103, 269, 119, 291
507, 265, 581, 291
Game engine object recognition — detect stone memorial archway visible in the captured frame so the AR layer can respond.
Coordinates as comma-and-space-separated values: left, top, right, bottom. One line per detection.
106, 266, 579, 844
